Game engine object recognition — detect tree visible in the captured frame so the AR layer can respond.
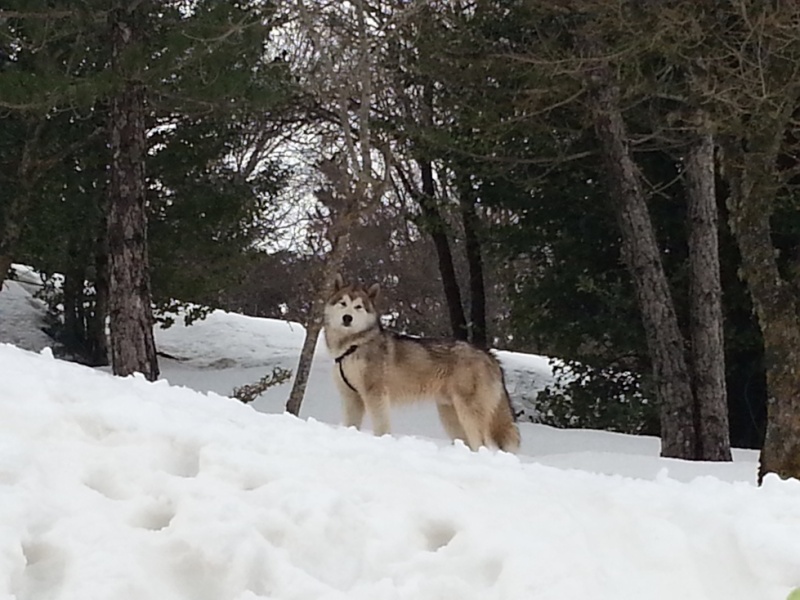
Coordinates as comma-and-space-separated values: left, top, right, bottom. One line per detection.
147, 112, 292, 316
648, 0, 800, 479
685, 115, 731, 461
384, 47, 469, 341
457, 174, 488, 347
107, 2, 159, 380
392, 137, 469, 341
407, 1, 735, 458
2, 1, 295, 371
353, 0, 495, 344
0, 5, 108, 289
0, 119, 41, 286
722, 118, 800, 481
284, 0, 391, 416
583, 53, 697, 459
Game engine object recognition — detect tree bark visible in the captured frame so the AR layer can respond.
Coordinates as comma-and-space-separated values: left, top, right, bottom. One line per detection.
458, 186, 487, 348
723, 129, 800, 482
685, 124, 732, 461
107, 4, 159, 381
285, 232, 351, 416
587, 65, 697, 459
62, 256, 84, 354
88, 212, 110, 366
415, 82, 468, 341
0, 192, 24, 288
418, 159, 469, 341
0, 258, 10, 287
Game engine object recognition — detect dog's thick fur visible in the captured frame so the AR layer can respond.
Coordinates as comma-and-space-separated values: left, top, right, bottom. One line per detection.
323, 274, 520, 452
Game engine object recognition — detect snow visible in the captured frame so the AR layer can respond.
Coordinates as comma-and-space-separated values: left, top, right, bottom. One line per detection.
1, 272, 799, 599
0, 279, 53, 353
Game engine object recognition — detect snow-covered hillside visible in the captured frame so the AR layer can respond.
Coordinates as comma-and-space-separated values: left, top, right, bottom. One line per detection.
152, 303, 758, 483
0, 277, 53, 352
1, 275, 799, 599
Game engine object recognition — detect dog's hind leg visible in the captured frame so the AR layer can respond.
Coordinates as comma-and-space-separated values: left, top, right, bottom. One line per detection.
437, 404, 467, 444
490, 390, 521, 452
451, 397, 487, 451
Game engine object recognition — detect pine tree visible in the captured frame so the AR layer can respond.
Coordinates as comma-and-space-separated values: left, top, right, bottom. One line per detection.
106, 2, 158, 380
1, 2, 295, 375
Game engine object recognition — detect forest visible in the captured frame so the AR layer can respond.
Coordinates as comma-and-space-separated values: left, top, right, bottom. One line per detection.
2, 1, 800, 482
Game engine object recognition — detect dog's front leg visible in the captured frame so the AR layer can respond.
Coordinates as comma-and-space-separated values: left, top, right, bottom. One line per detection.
341, 391, 366, 430
366, 394, 392, 437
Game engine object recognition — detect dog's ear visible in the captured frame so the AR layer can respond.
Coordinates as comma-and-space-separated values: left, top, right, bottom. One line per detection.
333, 273, 345, 292
367, 283, 380, 301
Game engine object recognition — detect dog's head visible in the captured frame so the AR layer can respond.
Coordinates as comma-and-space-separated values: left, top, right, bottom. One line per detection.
324, 273, 380, 334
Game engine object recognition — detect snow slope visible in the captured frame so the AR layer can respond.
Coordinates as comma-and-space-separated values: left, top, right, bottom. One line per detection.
154, 307, 759, 484
0, 278, 52, 353
1, 343, 799, 600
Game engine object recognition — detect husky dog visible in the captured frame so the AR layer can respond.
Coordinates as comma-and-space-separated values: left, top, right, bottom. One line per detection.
323, 274, 520, 452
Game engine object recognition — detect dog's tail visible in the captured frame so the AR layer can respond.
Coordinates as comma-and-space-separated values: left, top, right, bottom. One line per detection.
490, 388, 521, 453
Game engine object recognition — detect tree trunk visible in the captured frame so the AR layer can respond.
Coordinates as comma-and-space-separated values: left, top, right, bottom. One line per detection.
0, 254, 13, 289
284, 300, 323, 417
458, 186, 487, 348
285, 232, 351, 416
87, 215, 110, 366
62, 260, 84, 354
685, 125, 732, 461
415, 81, 468, 341
0, 193, 24, 288
288, 0, 388, 416
587, 66, 697, 459
418, 159, 468, 341
723, 131, 800, 482
107, 5, 159, 381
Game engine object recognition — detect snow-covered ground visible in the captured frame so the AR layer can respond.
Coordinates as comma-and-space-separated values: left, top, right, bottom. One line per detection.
1, 276, 799, 599
0, 276, 53, 353
154, 304, 758, 483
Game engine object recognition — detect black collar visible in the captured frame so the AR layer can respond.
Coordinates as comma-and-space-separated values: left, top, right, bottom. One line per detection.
334, 344, 359, 393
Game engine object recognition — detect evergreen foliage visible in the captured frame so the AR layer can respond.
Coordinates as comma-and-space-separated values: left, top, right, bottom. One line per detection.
1, 1, 297, 358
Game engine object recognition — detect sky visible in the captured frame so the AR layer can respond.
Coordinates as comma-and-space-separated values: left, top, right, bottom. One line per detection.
1, 274, 799, 600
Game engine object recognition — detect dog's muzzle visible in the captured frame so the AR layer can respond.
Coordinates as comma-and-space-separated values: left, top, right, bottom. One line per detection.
342, 314, 353, 327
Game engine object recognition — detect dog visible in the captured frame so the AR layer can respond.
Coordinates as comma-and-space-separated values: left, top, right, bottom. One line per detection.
322, 274, 520, 452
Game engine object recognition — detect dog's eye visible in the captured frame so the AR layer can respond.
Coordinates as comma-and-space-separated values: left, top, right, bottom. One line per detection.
339, 301, 347, 307
354, 305, 363, 310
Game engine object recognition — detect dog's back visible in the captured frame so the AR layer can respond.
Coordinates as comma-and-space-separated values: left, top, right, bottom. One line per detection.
386, 334, 520, 452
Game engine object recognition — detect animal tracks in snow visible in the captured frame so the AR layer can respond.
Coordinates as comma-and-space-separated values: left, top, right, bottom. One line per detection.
12, 539, 67, 600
